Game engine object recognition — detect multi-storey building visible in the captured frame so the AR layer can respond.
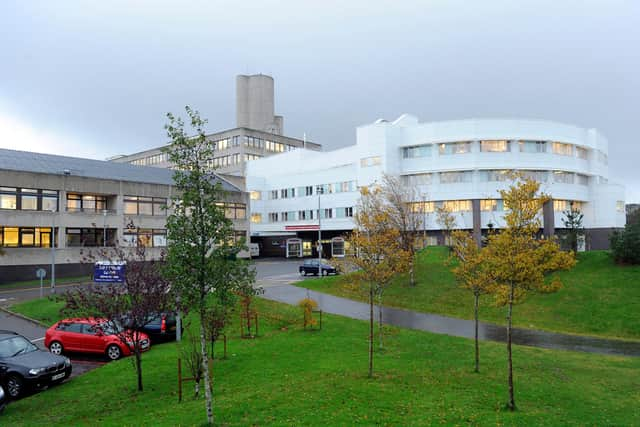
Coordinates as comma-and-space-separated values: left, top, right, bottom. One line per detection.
111, 74, 321, 180
247, 115, 626, 257
0, 148, 248, 283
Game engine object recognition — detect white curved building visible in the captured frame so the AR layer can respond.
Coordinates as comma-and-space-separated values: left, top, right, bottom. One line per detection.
247, 115, 625, 256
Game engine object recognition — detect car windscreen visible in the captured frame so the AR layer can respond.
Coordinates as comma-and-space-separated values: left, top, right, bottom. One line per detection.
0, 336, 38, 358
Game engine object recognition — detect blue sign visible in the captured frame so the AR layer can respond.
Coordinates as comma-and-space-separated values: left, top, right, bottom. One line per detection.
93, 262, 126, 283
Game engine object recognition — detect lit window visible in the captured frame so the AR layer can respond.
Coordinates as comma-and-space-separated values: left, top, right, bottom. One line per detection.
441, 200, 472, 212
480, 200, 504, 211
480, 140, 510, 152
552, 142, 573, 156
616, 201, 625, 212
251, 213, 262, 223
250, 191, 261, 200
360, 156, 382, 167
439, 142, 471, 155
409, 202, 435, 213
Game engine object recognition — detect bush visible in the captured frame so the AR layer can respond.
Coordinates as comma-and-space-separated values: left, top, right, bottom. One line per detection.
610, 223, 640, 264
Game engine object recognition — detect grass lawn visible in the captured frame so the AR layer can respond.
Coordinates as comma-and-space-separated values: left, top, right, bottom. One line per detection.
297, 247, 640, 340
0, 275, 91, 292
4, 296, 640, 426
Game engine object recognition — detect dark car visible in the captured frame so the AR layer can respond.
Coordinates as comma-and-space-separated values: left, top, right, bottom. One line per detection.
0, 330, 72, 399
138, 313, 182, 343
299, 259, 338, 276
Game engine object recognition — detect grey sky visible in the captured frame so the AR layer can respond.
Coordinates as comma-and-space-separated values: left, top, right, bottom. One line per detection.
1, 0, 638, 201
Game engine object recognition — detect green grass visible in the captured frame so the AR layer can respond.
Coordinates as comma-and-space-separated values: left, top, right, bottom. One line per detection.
0, 275, 91, 292
297, 247, 640, 340
5, 297, 640, 426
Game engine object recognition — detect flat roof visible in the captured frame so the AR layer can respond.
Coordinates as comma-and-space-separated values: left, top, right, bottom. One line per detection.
0, 148, 241, 192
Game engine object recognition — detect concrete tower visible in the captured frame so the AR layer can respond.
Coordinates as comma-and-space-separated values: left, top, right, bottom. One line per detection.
236, 74, 283, 134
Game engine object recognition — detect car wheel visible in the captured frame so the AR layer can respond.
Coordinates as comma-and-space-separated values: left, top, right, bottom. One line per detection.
49, 341, 64, 355
106, 344, 122, 361
300, 270, 306, 276
6, 374, 24, 399
322, 269, 328, 276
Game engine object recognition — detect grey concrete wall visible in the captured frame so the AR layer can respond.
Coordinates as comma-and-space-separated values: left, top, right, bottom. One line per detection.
236, 74, 278, 133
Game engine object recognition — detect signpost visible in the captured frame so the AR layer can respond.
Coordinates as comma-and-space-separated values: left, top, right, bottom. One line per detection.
36, 268, 47, 298
93, 261, 126, 283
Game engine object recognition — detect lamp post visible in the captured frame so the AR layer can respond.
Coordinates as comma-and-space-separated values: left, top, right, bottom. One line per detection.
317, 186, 323, 277
103, 209, 108, 247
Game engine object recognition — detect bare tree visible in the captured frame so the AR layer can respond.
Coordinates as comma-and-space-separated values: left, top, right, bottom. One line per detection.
381, 174, 424, 287
435, 205, 456, 247
62, 246, 172, 392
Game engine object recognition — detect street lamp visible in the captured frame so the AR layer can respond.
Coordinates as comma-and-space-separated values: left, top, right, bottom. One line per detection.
50, 207, 56, 294
317, 186, 323, 277
102, 209, 108, 247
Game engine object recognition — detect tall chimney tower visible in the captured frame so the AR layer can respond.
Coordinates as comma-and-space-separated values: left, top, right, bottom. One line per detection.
236, 74, 283, 134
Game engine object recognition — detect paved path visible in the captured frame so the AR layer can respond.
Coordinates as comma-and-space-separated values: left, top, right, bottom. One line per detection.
262, 284, 640, 358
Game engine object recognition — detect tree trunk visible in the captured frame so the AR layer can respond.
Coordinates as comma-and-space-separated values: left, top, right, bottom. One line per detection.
409, 256, 416, 287
378, 292, 383, 350
200, 311, 214, 424
135, 347, 143, 391
368, 283, 374, 379
474, 292, 479, 373
506, 284, 516, 411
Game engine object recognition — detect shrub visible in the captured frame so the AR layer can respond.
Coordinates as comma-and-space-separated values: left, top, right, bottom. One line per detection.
610, 223, 640, 265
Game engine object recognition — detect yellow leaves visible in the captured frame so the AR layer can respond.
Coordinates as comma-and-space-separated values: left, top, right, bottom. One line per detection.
298, 298, 318, 328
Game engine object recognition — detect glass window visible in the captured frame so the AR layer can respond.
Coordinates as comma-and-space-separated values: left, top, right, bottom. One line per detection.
480, 199, 504, 211
478, 170, 510, 182
22, 194, 38, 210
3, 227, 19, 247
360, 156, 382, 167
403, 173, 432, 186
251, 213, 262, 223
0, 194, 17, 209
480, 140, 510, 152
42, 196, 58, 212
521, 170, 548, 182
519, 141, 547, 153
402, 145, 432, 158
82, 195, 96, 211
138, 203, 153, 215
552, 142, 573, 156
576, 147, 588, 159
440, 171, 472, 184
576, 174, 589, 185
439, 142, 470, 155
553, 171, 574, 184
616, 201, 625, 212
250, 191, 261, 200
441, 200, 472, 212
124, 201, 137, 215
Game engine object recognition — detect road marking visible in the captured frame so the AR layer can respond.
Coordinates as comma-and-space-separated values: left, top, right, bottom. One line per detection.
31, 337, 45, 342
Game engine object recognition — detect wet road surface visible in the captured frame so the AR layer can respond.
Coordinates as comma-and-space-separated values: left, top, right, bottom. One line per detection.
262, 284, 640, 357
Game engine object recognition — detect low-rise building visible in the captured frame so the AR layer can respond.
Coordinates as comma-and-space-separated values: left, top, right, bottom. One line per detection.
0, 148, 248, 283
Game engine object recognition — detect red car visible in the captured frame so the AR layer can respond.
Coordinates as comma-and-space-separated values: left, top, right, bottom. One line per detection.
45, 318, 150, 361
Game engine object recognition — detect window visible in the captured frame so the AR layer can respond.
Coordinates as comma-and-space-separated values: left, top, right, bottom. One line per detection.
0, 188, 59, 211
553, 171, 574, 184
268, 212, 278, 222
250, 191, 261, 200
219, 203, 246, 220
122, 229, 166, 247
320, 208, 333, 219
576, 174, 589, 186
270, 190, 278, 200
480, 199, 504, 211
521, 170, 548, 182
480, 140, 510, 152
439, 142, 470, 155
409, 201, 435, 213
403, 173, 432, 186
123, 196, 166, 216
305, 186, 313, 196
336, 207, 353, 218
245, 153, 262, 162
402, 145, 431, 158
360, 156, 382, 167
519, 141, 547, 153
440, 171, 472, 184
576, 147, 588, 159
251, 213, 262, 223
20, 189, 38, 210
65, 228, 116, 247
67, 194, 108, 213
552, 142, 573, 156
478, 170, 510, 182
441, 200, 472, 212
616, 201, 625, 212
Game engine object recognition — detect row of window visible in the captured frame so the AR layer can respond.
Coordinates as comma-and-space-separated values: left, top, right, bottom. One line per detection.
401, 140, 602, 161
263, 207, 355, 223
401, 170, 592, 186
266, 182, 357, 200
407, 199, 584, 213
123, 196, 167, 216
0, 226, 169, 248
0, 226, 56, 248
0, 187, 58, 211
214, 202, 247, 220
244, 136, 298, 152
129, 152, 168, 166
207, 153, 241, 169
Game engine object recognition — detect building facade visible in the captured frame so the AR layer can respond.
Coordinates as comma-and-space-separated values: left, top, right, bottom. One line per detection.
247, 115, 626, 256
111, 74, 321, 178
0, 148, 248, 283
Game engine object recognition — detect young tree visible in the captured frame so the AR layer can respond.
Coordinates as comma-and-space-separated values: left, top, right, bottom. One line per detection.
381, 174, 424, 287
483, 176, 575, 410
163, 107, 256, 425
561, 202, 584, 252
435, 205, 456, 247
341, 186, 410, 378
610, 222, 640, 265
62, 246, 172, 392
450, 230, 494, 373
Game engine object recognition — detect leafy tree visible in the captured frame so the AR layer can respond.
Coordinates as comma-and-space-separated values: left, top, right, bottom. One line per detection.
381, 174, 424, 287
451, 230, 494, 373
610, 222, 640, 265
62, 247, 172, 392
340, 186, 411, 378
435, 205, 456, 247
561, 202, 584, 252
483, 176, 575, 411
163, 107, 256, 425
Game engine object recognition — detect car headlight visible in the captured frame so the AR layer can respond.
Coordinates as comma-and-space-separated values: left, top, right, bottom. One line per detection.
64, 357, 71, 367
28, 367, 45, 376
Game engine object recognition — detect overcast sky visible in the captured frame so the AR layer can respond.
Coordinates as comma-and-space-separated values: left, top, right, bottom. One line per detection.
1, 0, 638, 201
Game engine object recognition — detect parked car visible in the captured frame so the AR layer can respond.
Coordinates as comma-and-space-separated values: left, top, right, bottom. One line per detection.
133, 312, 181, 343
299, 259, 338, 276
45, 319, 150, 361
0, 384, 5, 412
0, 330, 71, 399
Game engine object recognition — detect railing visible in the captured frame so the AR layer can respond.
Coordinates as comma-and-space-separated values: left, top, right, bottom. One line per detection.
65, 207, 118, 215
